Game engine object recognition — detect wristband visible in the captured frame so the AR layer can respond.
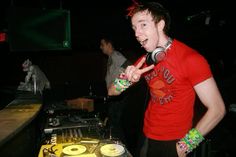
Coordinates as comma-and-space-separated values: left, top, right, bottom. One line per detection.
114, 72, 132, 92
178, 128, 204, 154
114, 78, 131, 92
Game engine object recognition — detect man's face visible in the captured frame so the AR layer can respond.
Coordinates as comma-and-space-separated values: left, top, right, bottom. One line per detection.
100, 39, 110, 55
131, 10, 161, 52
22, 59, 32, 72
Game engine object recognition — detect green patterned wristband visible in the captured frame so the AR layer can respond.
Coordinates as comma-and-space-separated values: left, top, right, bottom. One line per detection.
114, 78, 131, 92
179, 128, 204, 153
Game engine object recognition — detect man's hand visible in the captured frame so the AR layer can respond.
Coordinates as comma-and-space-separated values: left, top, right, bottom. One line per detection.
108, 57, 154, 96
125, 57, 154, 83
176, 143, 187, 157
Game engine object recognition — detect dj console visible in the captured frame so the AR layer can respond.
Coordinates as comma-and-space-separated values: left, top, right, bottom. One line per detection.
38, 103, 132, 157
38, 139, 131, 157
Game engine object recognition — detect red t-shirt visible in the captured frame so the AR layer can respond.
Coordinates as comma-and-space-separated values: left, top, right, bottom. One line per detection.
136, 39, 212, 140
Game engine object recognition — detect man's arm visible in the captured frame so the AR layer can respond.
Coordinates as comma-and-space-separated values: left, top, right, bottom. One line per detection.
194, 77, 226, 135
176, 77, 226, 156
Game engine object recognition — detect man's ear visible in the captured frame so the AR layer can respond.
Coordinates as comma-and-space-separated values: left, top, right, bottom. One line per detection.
157, 19, 165, 32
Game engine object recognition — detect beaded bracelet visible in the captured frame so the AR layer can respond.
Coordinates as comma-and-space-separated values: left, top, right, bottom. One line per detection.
178, 128, 204, 154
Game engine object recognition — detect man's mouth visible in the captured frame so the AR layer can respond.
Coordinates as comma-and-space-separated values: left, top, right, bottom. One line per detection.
140, 39, 148, 47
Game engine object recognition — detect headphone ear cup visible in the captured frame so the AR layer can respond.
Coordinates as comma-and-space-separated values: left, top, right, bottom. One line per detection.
145, 38, 172, 65
146, 53, 155, 65
146, 47, 165, 65
152, 47, 166, 64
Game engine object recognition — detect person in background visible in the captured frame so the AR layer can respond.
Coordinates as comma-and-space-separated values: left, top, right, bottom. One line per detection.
100, 36, 131, 145
108, 1, 226, 157
18, 59, 50, 94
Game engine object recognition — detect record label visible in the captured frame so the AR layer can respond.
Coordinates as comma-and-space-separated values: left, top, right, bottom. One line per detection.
62, 144, 87, 155
100, 144, 125, 157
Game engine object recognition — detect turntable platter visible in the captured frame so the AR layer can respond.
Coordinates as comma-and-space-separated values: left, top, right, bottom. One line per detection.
100, 144, 125, 157
62, 144, 87, 155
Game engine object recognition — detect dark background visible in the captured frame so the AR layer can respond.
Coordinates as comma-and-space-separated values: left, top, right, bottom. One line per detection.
0, 0, 234, 86
0, 0, 236, 156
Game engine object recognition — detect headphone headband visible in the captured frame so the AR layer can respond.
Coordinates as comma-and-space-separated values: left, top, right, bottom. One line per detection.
164, 37, 173, 50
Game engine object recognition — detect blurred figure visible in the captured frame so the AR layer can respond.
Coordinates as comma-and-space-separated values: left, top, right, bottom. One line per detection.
18, 59, 50, 94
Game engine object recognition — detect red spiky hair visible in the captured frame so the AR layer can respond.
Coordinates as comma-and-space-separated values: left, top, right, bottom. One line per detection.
126, 0, 142, 17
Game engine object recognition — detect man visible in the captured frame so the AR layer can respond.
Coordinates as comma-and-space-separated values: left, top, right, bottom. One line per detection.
100, 37, 129, 89
100, 36, 130, 144
108, 1, 225, 157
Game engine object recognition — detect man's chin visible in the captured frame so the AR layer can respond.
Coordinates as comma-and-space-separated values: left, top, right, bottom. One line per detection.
145, 48, 153, 52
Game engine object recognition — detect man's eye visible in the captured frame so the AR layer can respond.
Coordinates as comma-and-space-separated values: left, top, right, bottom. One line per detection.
141, 23, 146, 28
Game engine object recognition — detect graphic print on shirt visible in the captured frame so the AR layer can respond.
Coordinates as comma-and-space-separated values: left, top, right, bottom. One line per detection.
145, 66, 175, 105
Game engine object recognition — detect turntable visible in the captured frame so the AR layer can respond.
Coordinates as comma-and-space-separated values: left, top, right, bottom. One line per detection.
38, 143, 94, 157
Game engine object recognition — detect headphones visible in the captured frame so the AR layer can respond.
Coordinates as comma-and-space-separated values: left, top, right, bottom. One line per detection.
146, 37, 173, 65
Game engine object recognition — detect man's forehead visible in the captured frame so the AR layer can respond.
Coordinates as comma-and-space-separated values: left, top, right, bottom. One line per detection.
132, 11, 153, 23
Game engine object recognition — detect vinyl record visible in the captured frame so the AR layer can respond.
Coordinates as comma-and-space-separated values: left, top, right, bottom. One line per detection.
100, 144, 125, 157
62, 144, 87, 155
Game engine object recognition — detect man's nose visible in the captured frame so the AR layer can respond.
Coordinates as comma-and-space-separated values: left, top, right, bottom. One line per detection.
135, 29, 142, 38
